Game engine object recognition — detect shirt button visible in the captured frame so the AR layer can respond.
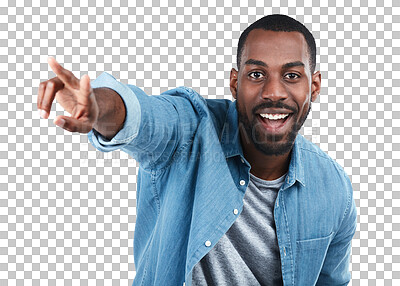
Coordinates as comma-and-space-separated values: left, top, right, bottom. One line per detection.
205, 240, 211, 247
233, 209, 238, 215
240, 180, 245, 186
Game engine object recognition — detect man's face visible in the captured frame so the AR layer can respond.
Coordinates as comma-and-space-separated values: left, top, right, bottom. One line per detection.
230, 29, 321, 156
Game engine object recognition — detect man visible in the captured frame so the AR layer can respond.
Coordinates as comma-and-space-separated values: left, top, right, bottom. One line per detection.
37, 14, 357, 286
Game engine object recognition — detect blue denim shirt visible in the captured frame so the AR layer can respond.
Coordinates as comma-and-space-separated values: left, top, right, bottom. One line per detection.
88, 72, 357, 286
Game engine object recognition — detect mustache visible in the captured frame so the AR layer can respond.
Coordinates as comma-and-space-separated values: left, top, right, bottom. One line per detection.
252, 101, 297, 114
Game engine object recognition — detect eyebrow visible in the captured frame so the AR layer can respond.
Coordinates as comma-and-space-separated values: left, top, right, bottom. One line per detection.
244, 59, 267, 67
244, 59, 305, 69
282, 61, 305, 69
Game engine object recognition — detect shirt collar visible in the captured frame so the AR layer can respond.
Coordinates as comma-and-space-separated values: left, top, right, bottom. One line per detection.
285, 133, 305, 188
220, 101, 244, 159
220, 100, 305, 188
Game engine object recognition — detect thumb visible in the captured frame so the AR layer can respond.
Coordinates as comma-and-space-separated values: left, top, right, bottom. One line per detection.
54, 115, 93, 133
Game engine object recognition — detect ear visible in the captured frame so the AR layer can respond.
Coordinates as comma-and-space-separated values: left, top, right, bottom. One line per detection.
311, 71, 321, 102
230, 68, 238, 99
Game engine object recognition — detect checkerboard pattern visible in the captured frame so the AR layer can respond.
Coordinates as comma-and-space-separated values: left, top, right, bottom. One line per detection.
1, 0, 399, 285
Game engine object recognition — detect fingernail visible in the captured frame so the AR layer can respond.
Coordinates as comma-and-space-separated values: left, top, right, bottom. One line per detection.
55, 118, 65, 128
40, 109, 48, 119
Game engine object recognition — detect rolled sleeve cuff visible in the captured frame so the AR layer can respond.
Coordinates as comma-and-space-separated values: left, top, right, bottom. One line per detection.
87, 72, 141, 152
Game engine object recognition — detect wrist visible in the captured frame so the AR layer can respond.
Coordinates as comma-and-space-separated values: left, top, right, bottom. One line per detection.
91, 87, 126, 139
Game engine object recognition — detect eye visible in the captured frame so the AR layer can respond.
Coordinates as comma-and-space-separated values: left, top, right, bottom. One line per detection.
249, 71, 265, 79
284, 73, 300, 80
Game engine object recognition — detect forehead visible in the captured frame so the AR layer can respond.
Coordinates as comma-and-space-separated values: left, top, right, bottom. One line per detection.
241, 29, 309, 69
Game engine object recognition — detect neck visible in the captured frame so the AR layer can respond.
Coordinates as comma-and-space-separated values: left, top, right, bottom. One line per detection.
240, 130, 292, 181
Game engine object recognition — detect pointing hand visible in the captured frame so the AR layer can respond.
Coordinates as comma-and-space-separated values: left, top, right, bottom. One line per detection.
37, 57, 99, 133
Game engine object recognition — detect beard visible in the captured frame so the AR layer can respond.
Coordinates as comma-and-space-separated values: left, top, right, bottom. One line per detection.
237, 98, 311, 156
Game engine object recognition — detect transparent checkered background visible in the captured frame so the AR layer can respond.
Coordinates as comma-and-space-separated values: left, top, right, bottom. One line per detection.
1, 0, 399, 285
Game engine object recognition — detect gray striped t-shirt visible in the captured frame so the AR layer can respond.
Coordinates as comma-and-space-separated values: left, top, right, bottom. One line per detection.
191, 172, 285, 286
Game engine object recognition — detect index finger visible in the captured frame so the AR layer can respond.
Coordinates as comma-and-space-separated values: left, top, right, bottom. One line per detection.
47, 56, 80, 90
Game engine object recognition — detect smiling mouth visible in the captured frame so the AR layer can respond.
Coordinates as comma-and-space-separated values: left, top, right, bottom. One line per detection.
257, 113, 292, 132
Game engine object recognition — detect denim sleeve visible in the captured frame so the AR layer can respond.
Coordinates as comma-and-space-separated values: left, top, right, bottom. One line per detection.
316, 173, 358, 285
87, 72, 200, 170
87, 72, 142, 151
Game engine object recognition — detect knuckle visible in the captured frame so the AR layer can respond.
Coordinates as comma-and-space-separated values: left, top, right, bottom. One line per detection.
54, 77, 63, 85
38, 83, 46, 108
47, 81, 54, 89
54, 77, 64, 89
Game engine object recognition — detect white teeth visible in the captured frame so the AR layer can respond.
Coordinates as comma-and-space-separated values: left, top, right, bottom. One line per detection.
260, 113, 290, 120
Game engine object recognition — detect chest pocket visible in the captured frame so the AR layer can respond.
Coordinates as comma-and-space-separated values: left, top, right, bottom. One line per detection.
295, 232, 334, 285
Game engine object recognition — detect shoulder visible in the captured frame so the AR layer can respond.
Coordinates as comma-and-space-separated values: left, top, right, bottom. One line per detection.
161, 86, 233, 130
160, 87, 231, 117
295, 135, 354, 226
297, 135, 349, 180
295, 135, 353, 210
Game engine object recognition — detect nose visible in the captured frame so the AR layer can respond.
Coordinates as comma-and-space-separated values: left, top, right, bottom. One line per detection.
261, 76, 288, 102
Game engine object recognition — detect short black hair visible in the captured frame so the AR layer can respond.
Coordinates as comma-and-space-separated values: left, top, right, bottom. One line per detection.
237, 14, 316, 73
